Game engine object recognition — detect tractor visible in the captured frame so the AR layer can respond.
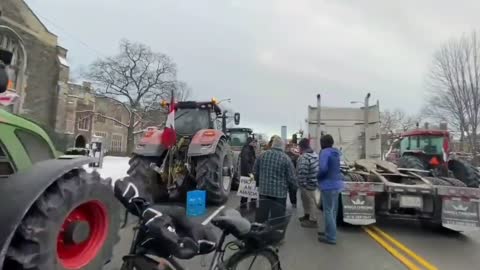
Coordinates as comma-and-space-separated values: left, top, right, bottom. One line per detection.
0, 47, 120, 269
128, 99, 240, 205
226, 127, 254, 190
387, 128, 480, 188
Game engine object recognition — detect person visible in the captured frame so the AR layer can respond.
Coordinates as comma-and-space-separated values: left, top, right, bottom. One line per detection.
254, 135, 297, 239
239, 137, 257, 208
285, 135, 300, 208
296, 138, 319, 228
317, 134, 344, 245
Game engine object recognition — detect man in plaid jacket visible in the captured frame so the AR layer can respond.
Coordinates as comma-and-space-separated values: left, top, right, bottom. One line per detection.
254, 135, 297, 239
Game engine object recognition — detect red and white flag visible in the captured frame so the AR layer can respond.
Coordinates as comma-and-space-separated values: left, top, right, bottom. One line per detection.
161, 92, 177, 148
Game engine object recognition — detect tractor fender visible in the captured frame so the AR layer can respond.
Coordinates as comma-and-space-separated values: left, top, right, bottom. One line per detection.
0, 157, 94, 268
188, 129, 226, 157
133, 129, 167, 157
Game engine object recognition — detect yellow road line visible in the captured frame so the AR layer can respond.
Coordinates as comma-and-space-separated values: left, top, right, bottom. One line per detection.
371, 226, 439, 270
363, 227, 422, 270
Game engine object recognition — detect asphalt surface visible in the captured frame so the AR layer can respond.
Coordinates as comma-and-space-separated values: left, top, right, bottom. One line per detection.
102, 191, 479, 270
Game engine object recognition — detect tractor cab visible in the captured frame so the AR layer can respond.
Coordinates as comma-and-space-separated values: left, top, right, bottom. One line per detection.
162, 98, 240, 137
399, 129, 450, 166
226, 127, 254, 151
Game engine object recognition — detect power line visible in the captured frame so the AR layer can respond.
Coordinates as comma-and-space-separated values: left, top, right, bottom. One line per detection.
27, 2, 106, 58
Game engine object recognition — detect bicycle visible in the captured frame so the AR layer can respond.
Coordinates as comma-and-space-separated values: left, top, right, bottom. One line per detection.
114, 179, 290, 270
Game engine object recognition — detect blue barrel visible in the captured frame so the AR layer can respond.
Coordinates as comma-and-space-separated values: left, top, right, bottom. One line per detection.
186, 190, 207, 217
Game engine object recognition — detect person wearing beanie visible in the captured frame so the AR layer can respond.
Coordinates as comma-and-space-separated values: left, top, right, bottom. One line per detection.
239, 137, 257, 208
296, 138, 319, 228
317, 134, 344, 245
254, 135, 297, 240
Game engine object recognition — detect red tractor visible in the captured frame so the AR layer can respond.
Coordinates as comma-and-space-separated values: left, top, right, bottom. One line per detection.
128, 99, 240, 204
388, 128, 480, 188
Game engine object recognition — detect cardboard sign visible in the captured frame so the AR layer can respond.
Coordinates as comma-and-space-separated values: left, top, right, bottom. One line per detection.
237, 176, 259, 199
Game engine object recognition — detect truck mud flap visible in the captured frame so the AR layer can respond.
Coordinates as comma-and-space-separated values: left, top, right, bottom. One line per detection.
342, 182, 383, 225
437, 186, 480, 232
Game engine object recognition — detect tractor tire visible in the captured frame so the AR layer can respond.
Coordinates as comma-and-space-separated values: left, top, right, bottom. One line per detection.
448, 158, 480, 188
344, 172, 365, 182
196, 139, 233, 205
5, 169, 121, 270
127, 155, 168, 202
440, 177, 467, 187
398, 155, 427, 172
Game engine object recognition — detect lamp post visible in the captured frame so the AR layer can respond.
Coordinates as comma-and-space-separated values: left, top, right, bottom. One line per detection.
350, 93, 371, 159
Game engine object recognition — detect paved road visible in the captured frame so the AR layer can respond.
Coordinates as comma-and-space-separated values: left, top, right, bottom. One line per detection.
97, 157, 480, 270
102, 192, 478, 270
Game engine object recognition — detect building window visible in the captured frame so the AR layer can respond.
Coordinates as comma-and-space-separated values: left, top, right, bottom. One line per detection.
114, 113, 123, 127
15, 130, 55, 164
78, 113, 91, 131
111, 134, 123, 153
95, 112, 106, 123
95, 131, 108, 138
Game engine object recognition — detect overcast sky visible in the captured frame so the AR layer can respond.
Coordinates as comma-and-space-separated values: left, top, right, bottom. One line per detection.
25, 0, 480, 137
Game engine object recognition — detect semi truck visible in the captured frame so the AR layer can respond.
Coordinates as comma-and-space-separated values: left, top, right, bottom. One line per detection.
308, 94, 480, 232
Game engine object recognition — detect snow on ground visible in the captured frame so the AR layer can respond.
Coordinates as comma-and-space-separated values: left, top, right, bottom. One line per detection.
85, 156, 130, 183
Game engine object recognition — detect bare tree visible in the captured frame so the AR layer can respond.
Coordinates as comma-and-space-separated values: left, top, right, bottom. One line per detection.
86, 39, 177, 153
426, 31, 480, 154
380, 109, 422, 153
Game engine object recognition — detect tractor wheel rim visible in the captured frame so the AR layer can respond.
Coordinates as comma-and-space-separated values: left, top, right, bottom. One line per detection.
57, 200, 109, 269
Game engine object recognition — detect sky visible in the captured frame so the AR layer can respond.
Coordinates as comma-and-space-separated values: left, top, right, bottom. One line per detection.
24, 0, 480, 137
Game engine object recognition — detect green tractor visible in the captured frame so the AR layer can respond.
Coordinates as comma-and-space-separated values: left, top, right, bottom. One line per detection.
0, 47, 120, 269
226, 127, 254, 190
390, 128, 480, 188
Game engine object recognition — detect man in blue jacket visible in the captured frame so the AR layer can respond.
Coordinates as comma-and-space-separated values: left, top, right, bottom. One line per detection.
317, 134, 344, 245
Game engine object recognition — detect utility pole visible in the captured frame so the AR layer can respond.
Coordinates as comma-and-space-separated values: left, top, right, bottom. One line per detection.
316, 94, 321, 152
363, 92, 371, 159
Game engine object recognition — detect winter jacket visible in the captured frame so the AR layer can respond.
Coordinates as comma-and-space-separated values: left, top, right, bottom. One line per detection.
317, 147, 344, 191
240, 144, 256, 176
254, 148, 297, 198
297, 149, 319, 190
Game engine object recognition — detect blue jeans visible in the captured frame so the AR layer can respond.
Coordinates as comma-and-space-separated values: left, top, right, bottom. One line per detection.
321, 190, 340, 243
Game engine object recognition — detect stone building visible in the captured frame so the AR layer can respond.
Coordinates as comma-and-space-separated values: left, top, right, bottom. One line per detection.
0, 0, 135, 154
0, 0, 64, 137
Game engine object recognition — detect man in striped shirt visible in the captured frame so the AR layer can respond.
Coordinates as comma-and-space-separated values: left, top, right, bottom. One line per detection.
297, 138, 320, 228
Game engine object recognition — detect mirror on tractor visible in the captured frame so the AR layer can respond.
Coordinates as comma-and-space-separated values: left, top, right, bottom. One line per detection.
234, 112, 240, 125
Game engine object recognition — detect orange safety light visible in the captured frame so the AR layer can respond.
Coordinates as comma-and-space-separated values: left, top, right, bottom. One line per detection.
211, 97, 218, 105
203, 130, 216, 137
7, 80, 14, 90
429, 156, 440, 166
160, 100, 168, 108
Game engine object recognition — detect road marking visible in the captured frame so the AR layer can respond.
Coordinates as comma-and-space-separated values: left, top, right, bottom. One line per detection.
371, 226, 438, 270
202, 205, 225, 225
363, 227, 422, 270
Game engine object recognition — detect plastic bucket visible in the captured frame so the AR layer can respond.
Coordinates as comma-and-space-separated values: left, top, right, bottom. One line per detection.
186, 190, 206, 217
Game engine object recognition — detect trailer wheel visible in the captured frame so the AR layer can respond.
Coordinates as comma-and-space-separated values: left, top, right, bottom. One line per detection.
440, 177, 467, 187
424, 177, 451, 186
127, 155, 168, 202
5, 169, 120, 270
196, 139, 233, 205
448, 158, 480, 188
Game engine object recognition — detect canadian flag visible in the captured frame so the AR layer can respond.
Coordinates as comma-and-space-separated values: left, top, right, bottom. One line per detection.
442, 136, 449, 161
161, 92, 177, 148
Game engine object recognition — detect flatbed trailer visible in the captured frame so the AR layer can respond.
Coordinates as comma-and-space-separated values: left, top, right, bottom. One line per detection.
341, 159, 480, 232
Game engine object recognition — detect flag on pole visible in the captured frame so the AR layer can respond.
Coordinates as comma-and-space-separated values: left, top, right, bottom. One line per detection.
161, 91, 176, 148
